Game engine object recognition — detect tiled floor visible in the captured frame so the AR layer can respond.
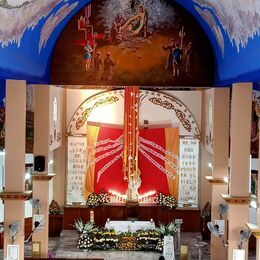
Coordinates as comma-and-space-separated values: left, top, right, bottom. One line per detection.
0, 231, 257, 259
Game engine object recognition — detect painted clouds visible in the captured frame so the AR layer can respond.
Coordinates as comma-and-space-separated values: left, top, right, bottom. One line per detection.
194, 0, 260, 54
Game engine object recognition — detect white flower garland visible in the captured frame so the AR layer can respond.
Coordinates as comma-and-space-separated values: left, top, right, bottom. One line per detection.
139, 147, 176, 180
139, 143, 178, 173
140, 137, 179, 160
97, 152, 123, 183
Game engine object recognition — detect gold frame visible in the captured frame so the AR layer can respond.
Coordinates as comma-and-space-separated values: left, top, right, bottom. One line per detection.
32, 241, 41, 258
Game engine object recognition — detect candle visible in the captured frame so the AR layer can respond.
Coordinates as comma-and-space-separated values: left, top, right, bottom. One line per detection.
107, 218, 110, 223
150, 218, 153, 223
90, 210, 94, 223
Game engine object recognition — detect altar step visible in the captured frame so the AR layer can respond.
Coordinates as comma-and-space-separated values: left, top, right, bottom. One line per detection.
54, 230, 210, 259
56, 230, 161, 259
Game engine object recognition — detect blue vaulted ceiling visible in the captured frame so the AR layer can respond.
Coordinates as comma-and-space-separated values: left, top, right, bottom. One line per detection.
0, 0, 260, 90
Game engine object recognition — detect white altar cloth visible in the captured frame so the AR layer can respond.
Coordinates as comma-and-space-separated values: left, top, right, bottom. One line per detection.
105, 220, 156, 233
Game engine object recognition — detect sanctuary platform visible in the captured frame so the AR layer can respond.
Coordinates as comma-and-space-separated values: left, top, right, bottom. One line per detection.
63, 205, 201, 232
0, 230, 257, 259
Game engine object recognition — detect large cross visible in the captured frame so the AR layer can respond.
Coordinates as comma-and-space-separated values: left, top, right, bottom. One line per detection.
123, 86, 140, 201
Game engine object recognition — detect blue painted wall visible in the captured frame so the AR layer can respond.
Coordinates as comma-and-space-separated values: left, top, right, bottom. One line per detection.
0, 0, 259, 94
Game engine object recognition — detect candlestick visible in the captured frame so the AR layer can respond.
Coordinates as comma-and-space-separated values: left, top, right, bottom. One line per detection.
90, 210, 94, 223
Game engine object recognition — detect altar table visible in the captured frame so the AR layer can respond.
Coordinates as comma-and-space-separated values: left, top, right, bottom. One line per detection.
105, 220, 156, 233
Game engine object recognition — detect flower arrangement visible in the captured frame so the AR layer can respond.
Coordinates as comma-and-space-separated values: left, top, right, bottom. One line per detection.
118, 233, 137, 251
99, 192, 110, 204
93, 229, 118, 250
49, 199, 62, 215
135, 230, 160, 251
156, 221, 179, 237
155, 237, 164, 252
74, 219, 177, 252
77, 234, 94, 251
156, 192, 177, 209
73, 219, 98, 235
86, 192, 110, 208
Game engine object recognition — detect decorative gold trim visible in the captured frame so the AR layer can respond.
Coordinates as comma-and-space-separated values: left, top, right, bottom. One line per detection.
0, 190, 33, 200
32, 173, 56, 181
247, 223, 260, 238
75, 96, 119, 130
221, 194, 250, 204
149, 97, 192, 132
205, 176, 228, 185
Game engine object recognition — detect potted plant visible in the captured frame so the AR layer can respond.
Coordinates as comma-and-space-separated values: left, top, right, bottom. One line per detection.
73, 219, 98, 252
156, 221, 179, 256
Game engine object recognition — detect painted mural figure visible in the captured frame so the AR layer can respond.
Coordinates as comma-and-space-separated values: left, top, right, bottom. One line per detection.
162, 39, 175, 70
121, 5, 148, 39
94, 51, 103, 80
130, 16, 141, 32
84, 40, 93, 71
102, 52, 116, 81
115, 12, 126, 29
172, 42, 183, 77
138, 5, 148, 38
185, 41, 192, 73
110, 22, 119, 44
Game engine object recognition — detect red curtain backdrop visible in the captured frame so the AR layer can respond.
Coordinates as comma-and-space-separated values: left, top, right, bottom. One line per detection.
85, 126, 179, 198
138, 128, 169, 195
94, 126, 127, 194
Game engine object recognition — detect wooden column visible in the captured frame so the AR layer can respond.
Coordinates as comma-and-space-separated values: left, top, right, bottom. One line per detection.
222, 83, 252, 260
206, 88, 230, 260
0, 80, 31, 260
32, 86, 53, 258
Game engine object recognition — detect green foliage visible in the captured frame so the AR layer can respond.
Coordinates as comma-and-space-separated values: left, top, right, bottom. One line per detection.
156, 221, 179, 236
73, 219, 98, 234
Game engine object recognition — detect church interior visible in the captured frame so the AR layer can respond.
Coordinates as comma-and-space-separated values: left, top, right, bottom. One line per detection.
0, 1, 260, 260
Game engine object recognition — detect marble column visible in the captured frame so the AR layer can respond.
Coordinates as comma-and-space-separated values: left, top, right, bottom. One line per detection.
205, 88, 229, 260
0, 80, 31, 260
222, 83, 252, 260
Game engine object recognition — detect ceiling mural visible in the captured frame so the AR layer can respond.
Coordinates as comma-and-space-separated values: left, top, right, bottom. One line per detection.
51, 0, 214, 86
0, 0, 259, 89
0, 0, 61, 47
193, 0, 260, 54
39, 2, 78, 52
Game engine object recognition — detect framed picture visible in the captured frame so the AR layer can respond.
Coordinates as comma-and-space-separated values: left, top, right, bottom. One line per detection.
32, 241, 41, 258
7, 244, 19, 260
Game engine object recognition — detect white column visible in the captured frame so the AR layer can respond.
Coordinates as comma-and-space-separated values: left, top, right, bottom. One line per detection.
227, 83, 252, 260
210, 88, 230, 260
32, 85, 51, 258
4, 80, 27, 260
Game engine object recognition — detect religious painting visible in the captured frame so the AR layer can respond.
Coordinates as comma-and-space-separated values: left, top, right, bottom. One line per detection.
51, 0, 214, 86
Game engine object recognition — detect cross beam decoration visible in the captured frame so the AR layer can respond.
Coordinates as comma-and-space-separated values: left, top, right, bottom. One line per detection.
123, 86, 140, 201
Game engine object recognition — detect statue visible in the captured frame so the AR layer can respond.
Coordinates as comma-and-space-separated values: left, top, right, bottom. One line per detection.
127, 169, 141, 203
